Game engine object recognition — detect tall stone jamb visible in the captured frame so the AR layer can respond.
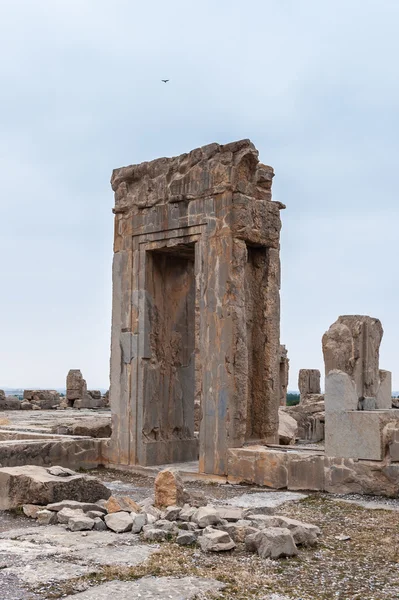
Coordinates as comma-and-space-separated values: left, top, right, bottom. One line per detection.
109, 140, 284, 475
279, 345, 289, 406
66, 370, 87, 407
298, 369, 321, 402
322, 316, 383, 400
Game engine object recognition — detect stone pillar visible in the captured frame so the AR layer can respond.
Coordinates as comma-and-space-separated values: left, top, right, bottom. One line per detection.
322, 315, 383, 399
298, 369, 321, 402
278, 345, 289, 406
66, 370, 87, 407
376, 370, 392, 409
108, 140, 284, 475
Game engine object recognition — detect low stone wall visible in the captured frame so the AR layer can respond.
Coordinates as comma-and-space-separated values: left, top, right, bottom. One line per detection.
0, 438, 107, 470
227, 446, 399, 497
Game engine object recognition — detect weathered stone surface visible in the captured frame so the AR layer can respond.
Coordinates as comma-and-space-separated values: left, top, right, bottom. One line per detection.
36, 509, 57, 525
179, 505, 196, 521
0, 465, 111, 510
70, 418, 112, 438
324, 370, 358, 414
176, 531, 197, 545
216, 507, 243, 522
246, 527, 297, 558
0, 396, 20, 410
23, 504, 44, 518
47, 500, 107, 513
131, 512, 147, 533
23, 390, 61, 410
278, 408, 298, 445
62, 576, 225, 599
57, 507, 85, 524
105, 495, 141, 514
271, 516, 321, 546
68, 515, 95, 531
104, 512, 133, 533
322, 316, 383, 398
66, 369, 87, 404
223, 522, 258, 543
227, 447, 288, 489
93, 516, 107, 531
376, 370, 392, 410
199, 528, 236, 552
192, 506, 221, 528
142, 528, 168, 541
163, 505, 181, 521
298, 369, 321, 399
287, 452, 325, 491
20, 400, 33, 410
154, 470, 187, 508
282, 395, 325, 442
109, 140, 283, 474
4, 560, 92, 587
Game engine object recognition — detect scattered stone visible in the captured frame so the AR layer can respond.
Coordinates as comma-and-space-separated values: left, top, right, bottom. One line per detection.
222, 523, 258, 543
272, 516, 321, 546
23, 390, 61, 410
68, 516, 95, 531
57, 507, 85, 524
179, 505, 196, 522
93, 517, 107, 531
154, 469, 187, 508
0, 396, 21, 410
246, 527, 298, 559
36, 509, 57, 525
105, 495, 141, 514
199, 528, 236, 552
335, 534, 351, 541
216, 507, 243, 522
22, 504, 43, 519
104, 512, 133, 533
143, 528, 168, 542
20, 401, 33, 410
147, 519, 177, 533
192, 506, 221, 528
131, 512, 147, 533
163, 505, 181, 521
86, 510, 105, 519
0, 465, 111, 510
47, 500, 107, 513
177, 531, 197, 545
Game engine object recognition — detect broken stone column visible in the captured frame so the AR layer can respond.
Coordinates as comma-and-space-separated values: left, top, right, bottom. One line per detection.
109, 139, 284, 475
278, 345, 289, 406
298, 369, 321, 402
66, 370, 87, 408
322, 316, 383, 400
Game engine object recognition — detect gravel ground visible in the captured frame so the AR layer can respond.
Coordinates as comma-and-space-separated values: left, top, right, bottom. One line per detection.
1, 468, 399, 599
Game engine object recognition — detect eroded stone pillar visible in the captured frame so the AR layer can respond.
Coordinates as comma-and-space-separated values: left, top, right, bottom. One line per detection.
279, 345, 289, 406
298, 369, 321, 401
322, 315, 383, 399
108, 140, 284, 474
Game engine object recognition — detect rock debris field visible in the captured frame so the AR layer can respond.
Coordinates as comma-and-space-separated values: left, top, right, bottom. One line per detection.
0, 467, 398, 600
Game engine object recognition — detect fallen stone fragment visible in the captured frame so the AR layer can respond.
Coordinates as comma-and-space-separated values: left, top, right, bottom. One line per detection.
22, 504, 44, 519
163, 505, 181, 521
0, 465, 111, 510
86, 510, 105, 519
246, 527, 298, 559
216, 507, 243, 522
131, 512, 147, 533
248, 514, 278, 527
272, 516, 321, 546
199, 528, 236, 552
93, 517, 107, 531
179, 505, 196, 522
178, 522, 198, 532
222, 522, 258, 543
187, 490, 207, 507
154, 469, 188, 508
143, 528, 168, 542
335, 534, 351, 541
146, 519, 177, 533
36, 509, 57, 525
278, 408, 298, 445
57, 507, 85, 524
62, 576, 225, 599
105, 496, 141, 514
192, 506, 221, 528
46, 500, 107, 513
105, 512, 133, 533
177, 531, 197, 545
68, 516, 95, 532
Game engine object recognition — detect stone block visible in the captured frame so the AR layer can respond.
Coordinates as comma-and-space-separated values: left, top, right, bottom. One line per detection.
298, 369, 321, 398
325, 410, 399, 460
287, 452, 325, 491
227, 447, 288, 489
324, 370, 358, 413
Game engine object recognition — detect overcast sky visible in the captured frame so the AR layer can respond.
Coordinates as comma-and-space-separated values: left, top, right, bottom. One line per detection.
0, 0, 398, 390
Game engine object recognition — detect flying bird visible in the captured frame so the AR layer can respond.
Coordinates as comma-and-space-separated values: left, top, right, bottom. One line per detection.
161, 79, 169, 83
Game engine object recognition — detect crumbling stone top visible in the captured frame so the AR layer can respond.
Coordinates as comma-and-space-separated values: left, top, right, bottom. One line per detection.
111, 139, 283, 213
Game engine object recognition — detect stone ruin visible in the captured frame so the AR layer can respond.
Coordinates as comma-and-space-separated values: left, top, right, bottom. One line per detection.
108, 139, 284, 474
66, 369, 108, 409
